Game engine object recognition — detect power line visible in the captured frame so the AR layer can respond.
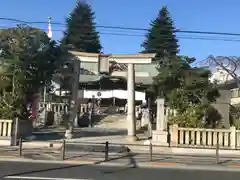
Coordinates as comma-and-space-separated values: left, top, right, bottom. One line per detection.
100, 32, 240, 42
1, 17, 240, 37
1, 25, 240, 42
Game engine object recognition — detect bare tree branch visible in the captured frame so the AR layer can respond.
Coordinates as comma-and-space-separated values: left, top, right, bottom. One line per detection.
201, 55, 240, 88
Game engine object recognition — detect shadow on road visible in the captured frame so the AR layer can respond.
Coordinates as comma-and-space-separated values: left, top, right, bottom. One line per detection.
1, 163, 89, 178
126, 148, 138, 168
2, 150, 139, 178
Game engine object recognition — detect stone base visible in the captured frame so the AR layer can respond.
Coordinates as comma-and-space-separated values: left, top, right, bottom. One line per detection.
151, 130, 169, 146
125, 135, 138, 142
65, 129, 73, 139
143, 139, 151, 145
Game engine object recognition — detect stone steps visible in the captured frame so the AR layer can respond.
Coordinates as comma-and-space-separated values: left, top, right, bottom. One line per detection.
94, 114, 127, 129
95, 115, 143, 131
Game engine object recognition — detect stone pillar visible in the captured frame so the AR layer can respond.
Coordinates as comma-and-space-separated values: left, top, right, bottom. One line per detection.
65, 59, 80, 139
152, 98, 168, 145
147, 97, 152, 138
230, 126, 236, 149
127, 63, 137, 141
156, 98, 165, 131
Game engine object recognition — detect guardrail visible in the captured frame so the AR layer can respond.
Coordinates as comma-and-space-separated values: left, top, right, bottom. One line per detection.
16, 138, 226, 164
17, 138, 154, 162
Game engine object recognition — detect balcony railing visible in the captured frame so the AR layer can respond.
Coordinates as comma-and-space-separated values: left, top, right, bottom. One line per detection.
231, 88, 240, 98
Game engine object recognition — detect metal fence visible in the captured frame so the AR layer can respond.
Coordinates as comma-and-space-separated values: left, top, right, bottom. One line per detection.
16, 138, 225, 165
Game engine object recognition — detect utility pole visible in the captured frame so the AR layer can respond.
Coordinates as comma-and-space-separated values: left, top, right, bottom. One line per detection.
72, 59, 80, 127
44, 16, 52, 103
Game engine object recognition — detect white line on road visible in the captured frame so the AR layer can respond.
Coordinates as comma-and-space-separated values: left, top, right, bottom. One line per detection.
4, 176, 92, 180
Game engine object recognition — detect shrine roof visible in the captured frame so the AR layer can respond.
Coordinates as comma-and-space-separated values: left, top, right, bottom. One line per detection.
79, 75, 101, 82
134, 63, 158, 76
79, 75, 153, 85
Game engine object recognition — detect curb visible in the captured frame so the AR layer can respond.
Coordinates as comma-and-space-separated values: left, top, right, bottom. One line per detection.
150, 161, 240, 170
97, 161, 240, 172
0, 155, 22, 158
0, 156, 97, 165
230, 165, 240, 168
151, 162, 177, 165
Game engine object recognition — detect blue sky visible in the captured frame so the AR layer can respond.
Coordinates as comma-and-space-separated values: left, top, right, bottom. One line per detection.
1, 0, 240, 63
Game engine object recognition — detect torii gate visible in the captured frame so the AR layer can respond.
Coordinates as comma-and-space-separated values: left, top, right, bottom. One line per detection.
70, 51, 156, 141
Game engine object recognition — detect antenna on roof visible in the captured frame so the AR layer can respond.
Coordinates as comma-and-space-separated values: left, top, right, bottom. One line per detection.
47, 17, 52, 39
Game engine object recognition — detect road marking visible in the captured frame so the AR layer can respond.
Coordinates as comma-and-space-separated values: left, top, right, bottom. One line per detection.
230, 165, 240, 168
64, 160, 96, 164
151, 162, 177, 165
4, 176, 92, 180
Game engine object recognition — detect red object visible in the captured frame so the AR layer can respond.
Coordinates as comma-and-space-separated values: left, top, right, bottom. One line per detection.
30, 94, 39, 121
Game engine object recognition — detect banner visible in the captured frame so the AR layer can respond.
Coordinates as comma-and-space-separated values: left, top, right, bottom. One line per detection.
83, 90, 145, 101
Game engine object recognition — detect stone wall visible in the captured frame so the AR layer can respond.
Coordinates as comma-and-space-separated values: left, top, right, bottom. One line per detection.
213, 90, 231, 128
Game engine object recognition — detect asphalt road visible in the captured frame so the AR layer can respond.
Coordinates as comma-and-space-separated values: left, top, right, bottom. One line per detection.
0, 161, 240, 180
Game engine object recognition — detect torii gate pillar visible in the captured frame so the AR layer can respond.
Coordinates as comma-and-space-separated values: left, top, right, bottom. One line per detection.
126, 63, 137, 141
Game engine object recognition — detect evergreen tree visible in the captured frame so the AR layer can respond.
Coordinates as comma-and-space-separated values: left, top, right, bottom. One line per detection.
61, 0, 102, 53
142, 6, 179, 59
143, 6, 180, 97
143, 7, 220, 127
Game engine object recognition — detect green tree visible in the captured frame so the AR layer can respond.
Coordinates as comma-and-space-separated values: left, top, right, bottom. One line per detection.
142, 6, 220, 127
142, 6, 181, 98
167, 63, 219, 111
142, 6, 219, 108
0, 25, 66, 119
155, 56, 220, 127
142, 6, 179, 59
61, 0, 102, 53
151, 56, 190, 98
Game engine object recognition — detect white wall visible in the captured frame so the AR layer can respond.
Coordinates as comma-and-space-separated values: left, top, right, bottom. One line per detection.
83, 90, 145, 101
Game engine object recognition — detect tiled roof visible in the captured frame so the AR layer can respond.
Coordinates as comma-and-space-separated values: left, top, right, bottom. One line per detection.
79, 75, 100, 82
79, 75, 153, 85
135, 64, 158, 76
